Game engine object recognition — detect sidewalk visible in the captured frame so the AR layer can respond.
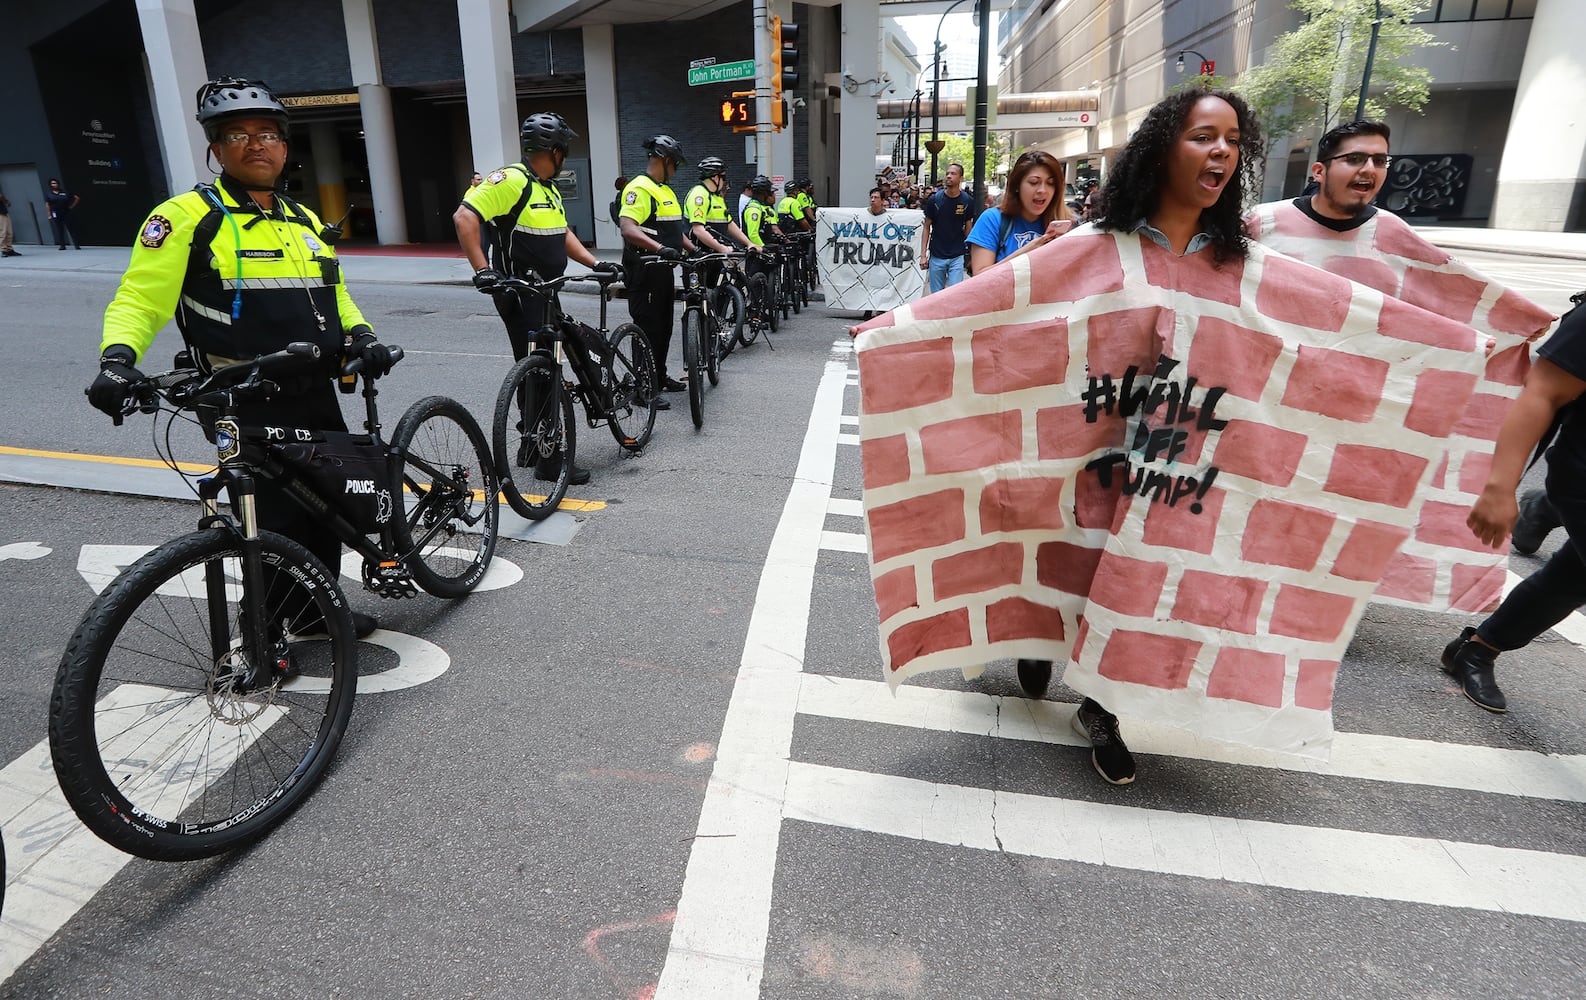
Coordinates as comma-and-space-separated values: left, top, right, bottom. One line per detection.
3, 224, 1581, 286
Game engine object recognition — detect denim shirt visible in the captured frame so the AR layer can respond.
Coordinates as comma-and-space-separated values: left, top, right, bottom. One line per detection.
1131, 218, 1214, 256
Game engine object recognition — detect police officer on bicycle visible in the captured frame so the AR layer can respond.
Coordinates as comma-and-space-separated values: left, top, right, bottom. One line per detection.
685, 156, 751, 256
776, 181, 810, 234
619, 135, 694, 396
454, 111, 617, 482
86, 77, 393, 637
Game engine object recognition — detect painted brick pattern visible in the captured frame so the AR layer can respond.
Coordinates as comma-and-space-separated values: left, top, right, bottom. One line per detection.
854, 229, 1489, 758
1248, 202, 1556, 614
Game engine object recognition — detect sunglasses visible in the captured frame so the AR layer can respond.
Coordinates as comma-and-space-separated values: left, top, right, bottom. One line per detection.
1324, 152, 1391, 168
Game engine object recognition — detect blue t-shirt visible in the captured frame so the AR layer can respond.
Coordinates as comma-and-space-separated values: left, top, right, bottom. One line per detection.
923, 189, 975, 258
967, 210, 1044, 263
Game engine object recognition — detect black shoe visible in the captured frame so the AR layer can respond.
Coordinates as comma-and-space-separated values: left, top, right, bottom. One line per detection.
651, 395, 671, 411
661, 376, 686, 392
351, 611, 378, 639
1441, 626, 1506, 712
534, 458, 590, 486
1510, 489, 1560, 555
1072, 698, 1136, 784
1016, 659, 1053, 698
2, 250, 18, 257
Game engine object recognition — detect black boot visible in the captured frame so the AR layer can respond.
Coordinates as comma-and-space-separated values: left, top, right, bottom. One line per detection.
1441, 626, 1507, 713
534, 456, 590, 486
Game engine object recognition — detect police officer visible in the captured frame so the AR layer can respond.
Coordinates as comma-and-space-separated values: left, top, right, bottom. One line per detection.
87, 77, 392, 637
618, 135, 694, 394
684, 156, 751, 259
776, 181, 809, 233
454, 112, 619, 479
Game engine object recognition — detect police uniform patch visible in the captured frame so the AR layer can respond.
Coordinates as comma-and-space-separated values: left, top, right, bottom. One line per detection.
140, 215, 173, 249
302, 233, 323, 252
488, 170, 507, 184
625, 192, 638, 205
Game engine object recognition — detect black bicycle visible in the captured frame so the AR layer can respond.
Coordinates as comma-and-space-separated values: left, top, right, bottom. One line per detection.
742, 247, 780, 344
490, 271, 658, 520
647, 251, 738, 428
712, 254, 749, 360
50, 343, 498, 861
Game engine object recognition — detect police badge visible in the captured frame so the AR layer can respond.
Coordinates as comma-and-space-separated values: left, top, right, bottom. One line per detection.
140, 215, 173, 249
488, 170, 507, 184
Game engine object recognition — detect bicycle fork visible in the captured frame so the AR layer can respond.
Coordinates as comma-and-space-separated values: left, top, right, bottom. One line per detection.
198, 430, 283, 689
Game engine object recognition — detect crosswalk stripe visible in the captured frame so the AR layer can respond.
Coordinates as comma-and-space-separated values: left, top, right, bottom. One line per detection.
836, 433, 860, 445
819, 530, 867, 553
782, 760, 1586, 923
826, 498, 863, 518
796, 675, 1586, 804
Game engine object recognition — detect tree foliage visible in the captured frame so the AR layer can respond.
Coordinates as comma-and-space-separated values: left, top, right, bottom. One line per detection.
929, 132, 1008, 184
1239, 0, 1442, 151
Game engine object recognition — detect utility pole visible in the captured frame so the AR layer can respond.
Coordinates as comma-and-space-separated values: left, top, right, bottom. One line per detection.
971, 0, 990, 212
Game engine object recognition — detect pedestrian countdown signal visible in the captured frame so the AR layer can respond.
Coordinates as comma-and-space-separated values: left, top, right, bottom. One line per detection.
720, 95, 756, 130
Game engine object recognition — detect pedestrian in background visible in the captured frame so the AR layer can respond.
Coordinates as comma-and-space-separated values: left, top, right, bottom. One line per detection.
45, 178, 80, 250
0, 190, 17, 256
920, 162, 975, 293
966, 149, 1071, 274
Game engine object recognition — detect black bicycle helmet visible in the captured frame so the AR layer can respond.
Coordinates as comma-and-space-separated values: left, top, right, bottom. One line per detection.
784, 181, 799, 195
643, 134, 686, 166
749, 174, 774, 196
521, 112, 578, 155
799, 177, 813, 190
195, 78, 289, 141
697, 156, 727, 179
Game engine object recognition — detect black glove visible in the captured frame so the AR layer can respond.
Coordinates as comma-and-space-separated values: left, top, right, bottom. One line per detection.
591, 261, 622, 275
655, 246, 682, 263
348, 332, 396, 379
472, 267, 505, 292
87, 345, 143, 422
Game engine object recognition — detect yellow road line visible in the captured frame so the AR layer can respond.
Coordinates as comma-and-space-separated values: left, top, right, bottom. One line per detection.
0, 445, 606, 513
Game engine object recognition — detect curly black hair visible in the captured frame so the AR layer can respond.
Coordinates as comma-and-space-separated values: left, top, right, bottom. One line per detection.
1095, 87, 1264, 265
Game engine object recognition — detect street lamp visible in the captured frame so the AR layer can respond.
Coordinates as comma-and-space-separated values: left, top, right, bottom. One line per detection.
927, 0, 973, 185
1175, 49, 1213, 76
1354, 0, 1384, 121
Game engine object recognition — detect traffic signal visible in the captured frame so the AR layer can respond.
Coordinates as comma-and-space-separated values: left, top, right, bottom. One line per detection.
770, 15, 800, 108
719, 93, 756, 130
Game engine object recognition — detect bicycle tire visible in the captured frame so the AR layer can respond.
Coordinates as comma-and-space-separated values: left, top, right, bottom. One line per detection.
705, 304, 722, 386
683, 308, 706, 429
767, 269, 781, 332
607, 323, 658, 451
719, 283, 746, 358
49, 528, 356, 861
394, 394, 500, 596
491, 356, 573, 523
788, 256, 803, 314
743, 274, 766, 345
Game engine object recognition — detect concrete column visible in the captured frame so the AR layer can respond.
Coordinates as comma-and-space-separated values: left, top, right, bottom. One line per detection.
309, 122, 348, 227
342, 0, 408, 243
582, 23, 623, 249
458, 0, 519, 176
1492, 0, 1586, 231
134, 0, 210, 191
838, 0, 882, 206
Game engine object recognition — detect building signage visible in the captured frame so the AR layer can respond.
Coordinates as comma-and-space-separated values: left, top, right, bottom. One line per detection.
281, 93, 361, 108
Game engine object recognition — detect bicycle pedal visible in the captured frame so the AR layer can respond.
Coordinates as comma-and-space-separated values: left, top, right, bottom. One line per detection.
362, 559, 419, 599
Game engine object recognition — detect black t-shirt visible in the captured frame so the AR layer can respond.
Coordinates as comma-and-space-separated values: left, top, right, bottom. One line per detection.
1538, 298, 1586, 472
1294, 196, 1376, 233
924, 189, 976, 257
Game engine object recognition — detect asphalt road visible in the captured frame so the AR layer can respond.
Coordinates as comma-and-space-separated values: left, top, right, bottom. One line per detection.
2, 250, 1585, 999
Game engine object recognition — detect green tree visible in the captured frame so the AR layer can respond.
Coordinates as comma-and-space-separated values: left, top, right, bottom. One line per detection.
932, 132, 1007, 184
1239, 0, 1442, 152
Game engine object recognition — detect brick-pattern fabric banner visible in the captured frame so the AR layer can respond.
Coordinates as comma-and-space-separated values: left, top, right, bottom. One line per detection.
816, 207, 927, 312
1247, 203, 1556, 614
853, 227, 1487, 758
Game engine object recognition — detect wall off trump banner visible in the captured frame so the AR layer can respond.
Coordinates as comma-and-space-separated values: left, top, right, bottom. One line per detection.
852, 226, 1488, 759
817, 207, 926, 312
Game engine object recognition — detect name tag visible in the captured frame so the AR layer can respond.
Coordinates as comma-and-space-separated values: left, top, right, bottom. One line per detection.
237, 249, 285, 259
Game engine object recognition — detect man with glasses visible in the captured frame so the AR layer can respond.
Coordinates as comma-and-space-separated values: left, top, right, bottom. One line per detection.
88, 77, 394, 638
1248, 120, 1557, 712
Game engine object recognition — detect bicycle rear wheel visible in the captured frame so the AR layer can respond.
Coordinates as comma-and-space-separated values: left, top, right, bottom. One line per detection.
789, 258, 803, 314
767, 269, 781, 332
607, 322, 658, 451
683, 308, 706, 429
743, 275, 766, 345
49, 528, 356, 861
492, 355, 573, 523
394, 394, 499, 596
717, 283, 745, 358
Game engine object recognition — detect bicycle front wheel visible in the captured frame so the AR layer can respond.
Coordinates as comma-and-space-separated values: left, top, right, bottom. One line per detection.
608, 323, 658, 451
683, 308, 706, 429
492, 356, 573, 523
49, 528, 357, 861
767, 269, 781, 332
394, 394, 500, 596
743, 275, 766, 345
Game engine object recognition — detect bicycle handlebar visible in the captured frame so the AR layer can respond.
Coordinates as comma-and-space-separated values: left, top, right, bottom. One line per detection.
123, 341, 405, 418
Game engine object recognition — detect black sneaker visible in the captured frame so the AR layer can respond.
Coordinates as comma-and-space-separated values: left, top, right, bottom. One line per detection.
661, 376, 686, 393
535, 457, 590, 486
1071, 698, 1136, 784
1441, 626, 1506, 712
652, 395, 671, 411
1510, 489, 1560, 555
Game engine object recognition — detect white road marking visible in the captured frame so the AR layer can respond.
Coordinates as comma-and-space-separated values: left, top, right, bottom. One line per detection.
655, 357, 850, 1000
0, 542, 50, 562
818, 530, 867, 553
1, 684, 280, 982
826, 498, 863, 518
781, 761, 1586, 924
797, 675, 1586, 804
836, 433, 860, 446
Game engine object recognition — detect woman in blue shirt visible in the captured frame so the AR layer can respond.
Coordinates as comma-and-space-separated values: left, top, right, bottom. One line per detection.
966, 149, 1072, 273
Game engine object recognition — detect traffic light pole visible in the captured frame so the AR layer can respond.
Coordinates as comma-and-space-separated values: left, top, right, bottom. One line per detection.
753, 0, 772, 173
971, 0, 991, 212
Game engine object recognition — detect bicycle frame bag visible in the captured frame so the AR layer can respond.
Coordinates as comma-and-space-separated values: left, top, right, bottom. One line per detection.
275, 430, 395, 535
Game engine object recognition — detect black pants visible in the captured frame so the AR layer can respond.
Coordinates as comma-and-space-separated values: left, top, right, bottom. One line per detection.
50, 216, 79, 249
492, 286, 551, 362
1477, 459, 1586, 650
627, 261, 676, 378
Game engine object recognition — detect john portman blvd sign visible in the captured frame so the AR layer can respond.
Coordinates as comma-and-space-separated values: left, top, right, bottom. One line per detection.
688, 59, 756, 86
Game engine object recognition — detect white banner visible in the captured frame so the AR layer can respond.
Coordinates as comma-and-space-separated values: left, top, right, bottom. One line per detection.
816, 207, 927, 313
